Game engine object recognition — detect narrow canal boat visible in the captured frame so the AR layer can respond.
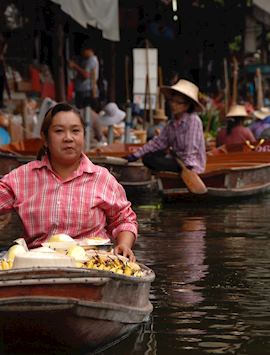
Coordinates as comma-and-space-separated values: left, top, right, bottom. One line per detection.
158, 148, 270, 200
0, 264, 155, 354
87, 143, 155, 188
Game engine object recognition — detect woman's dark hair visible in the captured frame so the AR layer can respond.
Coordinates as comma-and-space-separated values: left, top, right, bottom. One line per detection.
37, 102, 85, 160
226, 117, 244, 135
186, 100, 196, 113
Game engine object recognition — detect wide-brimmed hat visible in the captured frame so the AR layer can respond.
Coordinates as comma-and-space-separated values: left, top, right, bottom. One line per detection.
226, 105, 249, 118
99, 102, 126, 126
160, 79, 204, 111
153, 108, 168, 121
253, 107, 270, 120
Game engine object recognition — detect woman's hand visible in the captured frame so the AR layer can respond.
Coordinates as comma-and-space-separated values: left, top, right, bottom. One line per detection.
114, 244, 136, 262
114, 231, 136, 262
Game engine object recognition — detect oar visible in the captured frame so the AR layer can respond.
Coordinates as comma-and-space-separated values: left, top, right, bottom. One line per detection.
175, 158, 208, 194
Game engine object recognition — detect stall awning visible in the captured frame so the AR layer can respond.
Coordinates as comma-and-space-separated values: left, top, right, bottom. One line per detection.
51, 0, 120, 41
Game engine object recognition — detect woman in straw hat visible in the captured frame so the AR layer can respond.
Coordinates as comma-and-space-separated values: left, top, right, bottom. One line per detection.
249, 107, 270, 140
216, 104, 255, 147
124, 79, 206, 173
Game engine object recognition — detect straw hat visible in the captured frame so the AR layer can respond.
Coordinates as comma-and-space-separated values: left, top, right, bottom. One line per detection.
253, 107, 270, 120
153, 108, 168, 121
160, 79, 204, 111
99, 102, 126, 126
226, 105, 249, 118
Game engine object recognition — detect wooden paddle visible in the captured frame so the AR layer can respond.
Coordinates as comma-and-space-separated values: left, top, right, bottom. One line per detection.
175, 158, 208, 194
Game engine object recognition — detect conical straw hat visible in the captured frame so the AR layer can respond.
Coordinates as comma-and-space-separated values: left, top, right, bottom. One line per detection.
253, 106, 270, 120
160, 79, 204, 111
153, 108, 168, 121
226, 105, 249, 118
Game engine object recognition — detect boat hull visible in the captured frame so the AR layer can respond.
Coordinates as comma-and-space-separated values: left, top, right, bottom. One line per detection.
0, 266, 155, 354
0, 306, 138, 354
158, 151, 270, 200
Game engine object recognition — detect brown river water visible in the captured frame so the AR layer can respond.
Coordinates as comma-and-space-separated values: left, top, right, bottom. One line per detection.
1, 190, 270, 354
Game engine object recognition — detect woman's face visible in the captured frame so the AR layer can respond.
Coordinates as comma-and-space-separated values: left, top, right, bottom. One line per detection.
169, 93, 190, 116
46, 111, 84, 165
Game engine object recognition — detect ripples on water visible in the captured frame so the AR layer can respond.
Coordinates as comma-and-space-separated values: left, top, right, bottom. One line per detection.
101, 192, 270, 355
2, 192, 270, 354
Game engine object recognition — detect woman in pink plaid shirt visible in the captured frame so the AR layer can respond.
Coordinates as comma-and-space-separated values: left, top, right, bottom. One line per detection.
0, 103, 138, 261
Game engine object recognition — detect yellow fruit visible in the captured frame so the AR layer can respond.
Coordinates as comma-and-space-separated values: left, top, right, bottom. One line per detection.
1, 260, 10, 270
7, 244, 26, 262
134, 271, 143, 277
75, 261, 84, 268
48, 234, 74, 242
87, 260, 95, 268
66, 245, 86, 261
115, 268, 124, 274
127, 261, 141, 271
124, 266, 133, 276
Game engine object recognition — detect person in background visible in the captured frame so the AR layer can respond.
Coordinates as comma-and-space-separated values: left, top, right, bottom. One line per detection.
124, 79, 206, 174
249, 107, 270, 140
98, 102, 126, 143
68, 46, 99, 112
147, 108, 168, 140
88, 108, 107, 147
216, 104, 255, 147
0, 33, 9, 109
0, 103, 137, 261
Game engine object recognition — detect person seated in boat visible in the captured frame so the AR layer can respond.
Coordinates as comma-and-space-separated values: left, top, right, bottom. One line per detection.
249, 107, 270, 140
123, 79, 206, 174
0, 103, 138, 261
216, 105, 255, 147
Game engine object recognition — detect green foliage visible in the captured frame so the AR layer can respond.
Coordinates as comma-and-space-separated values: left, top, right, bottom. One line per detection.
200, 105, 220, 138
229, 35, 242, 53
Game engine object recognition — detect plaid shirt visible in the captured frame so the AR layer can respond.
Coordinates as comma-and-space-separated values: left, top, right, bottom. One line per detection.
0, 154, 137, 248
133, 113, 206, 173
249, 120, 270, 139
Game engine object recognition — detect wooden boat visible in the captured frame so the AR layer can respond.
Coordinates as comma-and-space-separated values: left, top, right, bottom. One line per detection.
0, 138, 42, 177
87, 143, 155, 188
88, 155, 154, 188
157, 147, 270, 200
0, 265, 155, 354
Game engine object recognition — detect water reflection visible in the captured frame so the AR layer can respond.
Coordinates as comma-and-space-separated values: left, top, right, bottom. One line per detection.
125, 194, 270, 354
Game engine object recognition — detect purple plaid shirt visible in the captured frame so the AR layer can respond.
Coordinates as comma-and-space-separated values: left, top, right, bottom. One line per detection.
249, 120, 270, 139
133, 113, 206, 173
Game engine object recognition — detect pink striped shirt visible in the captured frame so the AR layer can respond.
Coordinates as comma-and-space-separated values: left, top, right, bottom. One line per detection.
133, 113, 206, 173
0, 154, 138, 248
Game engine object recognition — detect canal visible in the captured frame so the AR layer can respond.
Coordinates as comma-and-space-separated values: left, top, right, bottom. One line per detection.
100, 191, 270, 355
1, 190, 270, 354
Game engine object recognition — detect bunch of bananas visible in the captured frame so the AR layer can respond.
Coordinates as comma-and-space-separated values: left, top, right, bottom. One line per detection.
0, 244, 26, 271
85, 254, 143, 277
0, 259, 13, 270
